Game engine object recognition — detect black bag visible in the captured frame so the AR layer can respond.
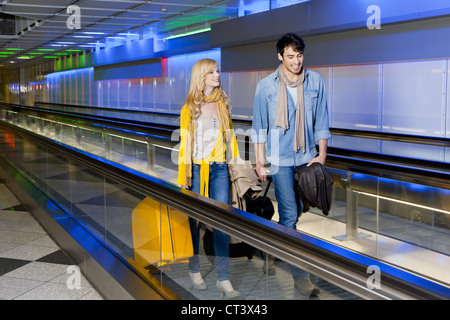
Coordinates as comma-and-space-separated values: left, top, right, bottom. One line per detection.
203, 228, 256, 259
246, 177, 274, 221
202, 178, 273, 260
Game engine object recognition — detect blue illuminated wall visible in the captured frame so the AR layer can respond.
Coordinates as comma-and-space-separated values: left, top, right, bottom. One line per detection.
42, 54, 450, 132
39, 51, 450, 163
43, 50, 221, 115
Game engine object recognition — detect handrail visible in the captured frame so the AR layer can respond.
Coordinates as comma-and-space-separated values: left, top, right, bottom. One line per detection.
34, 101, 450, 147
330, 128, 450, 148
2, 103, 175, 137
0, 119, 448, 300
327, 147, 450, 190
35, 101, 179, 118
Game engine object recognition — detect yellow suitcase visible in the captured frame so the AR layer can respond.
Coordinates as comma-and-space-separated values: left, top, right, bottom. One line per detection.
132, 197, 193, 268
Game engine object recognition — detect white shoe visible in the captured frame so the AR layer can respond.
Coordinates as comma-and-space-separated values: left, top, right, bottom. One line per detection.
216, 280, 240, 299
189, 272, 207, 291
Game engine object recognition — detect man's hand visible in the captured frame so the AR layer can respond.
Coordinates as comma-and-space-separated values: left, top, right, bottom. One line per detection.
254, 143, 267, 182
308, 139, 328, 166
307, 154, 326, 166
255, 162, 267, 182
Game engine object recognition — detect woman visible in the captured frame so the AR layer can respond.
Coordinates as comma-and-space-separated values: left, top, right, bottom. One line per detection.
177, 59, 240, 299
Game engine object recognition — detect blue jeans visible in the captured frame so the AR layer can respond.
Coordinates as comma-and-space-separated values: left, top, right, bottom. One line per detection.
271, 164, 309, 280
189, 162, 230, 281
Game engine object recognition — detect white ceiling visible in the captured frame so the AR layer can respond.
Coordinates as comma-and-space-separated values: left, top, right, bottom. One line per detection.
0, 0, 301, 67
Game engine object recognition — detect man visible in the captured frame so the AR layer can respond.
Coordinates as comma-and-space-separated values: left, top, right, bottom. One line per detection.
252, 33, 331, 298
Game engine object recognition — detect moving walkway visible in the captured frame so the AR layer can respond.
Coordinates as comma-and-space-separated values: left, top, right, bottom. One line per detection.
0, 102, 448, 300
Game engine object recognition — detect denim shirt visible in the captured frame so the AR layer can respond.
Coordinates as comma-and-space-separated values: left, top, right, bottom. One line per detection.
251, 68, 331, 166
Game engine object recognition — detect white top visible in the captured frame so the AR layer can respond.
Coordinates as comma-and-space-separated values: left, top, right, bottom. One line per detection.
192, 113, 220, 161
287, 85, 297, 103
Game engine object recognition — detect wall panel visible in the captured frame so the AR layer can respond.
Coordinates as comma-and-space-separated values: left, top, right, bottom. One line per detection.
332, 64, 380, 131
129, 79, 141, 109
154, 58, 169, 113
97, 81, 103, 108
446, 59, 450, 162
142, 77, 154, 111
382, 60, 445, 137
168, 55, 187, 114
118, 79, 130, 109
230, 71, 258, 118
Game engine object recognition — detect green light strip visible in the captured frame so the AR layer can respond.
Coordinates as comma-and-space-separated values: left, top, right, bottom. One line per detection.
28, 52, 44, 55
66, 49, 83, 52
6, 48, 22, 51
44, 56, 58, 58
165, 27, 211, 40
54, 53, 69, 55
0, 52, 15, 54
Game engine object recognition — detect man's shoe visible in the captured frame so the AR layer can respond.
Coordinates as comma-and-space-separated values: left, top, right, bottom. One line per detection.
294, 277, 318, 297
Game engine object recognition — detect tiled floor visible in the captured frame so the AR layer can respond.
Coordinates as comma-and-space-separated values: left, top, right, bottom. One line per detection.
0, 183, 103, 300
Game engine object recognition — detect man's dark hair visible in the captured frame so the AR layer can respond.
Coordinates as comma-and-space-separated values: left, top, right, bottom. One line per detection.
276, 33, 305, 56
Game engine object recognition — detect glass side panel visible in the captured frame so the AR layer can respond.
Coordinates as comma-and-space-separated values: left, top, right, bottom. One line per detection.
1, 111, 449, 292
0, 125, 369, 299
304, 169, 450, 286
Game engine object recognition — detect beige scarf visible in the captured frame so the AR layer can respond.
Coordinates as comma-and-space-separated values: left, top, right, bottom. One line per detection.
275, 65, 306, 152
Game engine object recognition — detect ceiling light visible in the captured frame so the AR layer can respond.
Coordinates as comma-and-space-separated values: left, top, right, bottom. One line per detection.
82, 32, 105, 35
117, 33, 139, 36
165, 27, 211, 40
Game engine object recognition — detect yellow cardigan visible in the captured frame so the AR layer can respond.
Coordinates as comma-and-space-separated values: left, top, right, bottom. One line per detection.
177, 104, 239, 197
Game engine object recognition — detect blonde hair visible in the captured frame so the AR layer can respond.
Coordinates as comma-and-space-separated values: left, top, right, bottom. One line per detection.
180, 59, 236, 188
185, 58, 231, 120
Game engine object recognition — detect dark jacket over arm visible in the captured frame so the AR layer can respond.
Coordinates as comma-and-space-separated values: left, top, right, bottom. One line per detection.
294, 163, 334, 215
